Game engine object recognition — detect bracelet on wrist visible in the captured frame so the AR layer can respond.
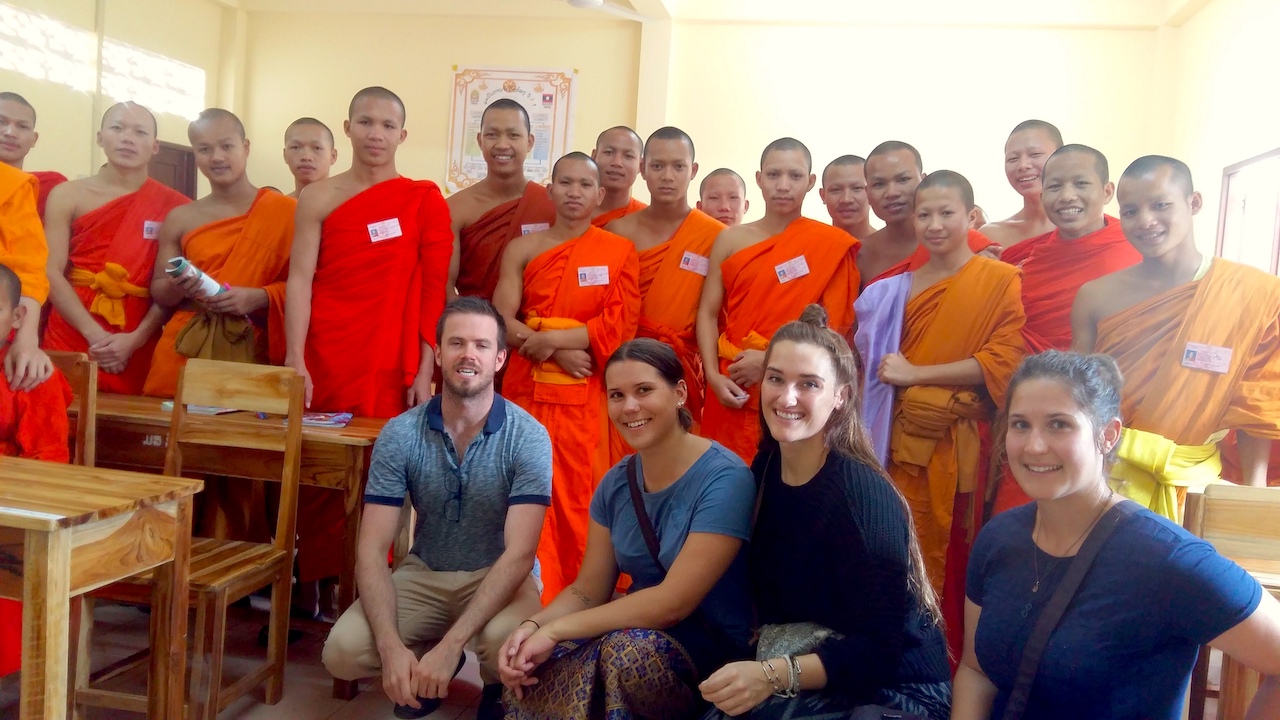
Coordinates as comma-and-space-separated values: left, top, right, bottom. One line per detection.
520, 618, 541, 630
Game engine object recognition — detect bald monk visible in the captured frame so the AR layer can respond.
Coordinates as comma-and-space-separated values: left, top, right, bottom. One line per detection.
979, 119, 1063, 250
449, 99, 555, 302
43, 102, 189, 393
0, 92, 66, 218
820, 154, 876, 239
590, 126, 646, 226
286, 86, 453, 587
860, 140, 994, 289
494, 152, 640, 598
873, 171, 1025, 658
697, 167, 749, 226
1073, 156, 1280, 521
0, 162, 52, 391
696, 137, 859, 463
283, 117, 337, 199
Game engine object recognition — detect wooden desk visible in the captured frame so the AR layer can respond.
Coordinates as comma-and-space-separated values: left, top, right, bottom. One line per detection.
0, 457, 202, 720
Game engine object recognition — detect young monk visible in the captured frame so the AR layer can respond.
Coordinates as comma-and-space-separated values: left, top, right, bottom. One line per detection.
43, 102, 190, 394
590, 126, 646, 226
697, 168, 749, 226
1072, 156, 1280, 519
283, 117, 337, 199
979, 119, 1063, 250
285, 86, 453, 589
696, 137, 858, 463
870, 171, 1025, 658
449, 99, 555, 302
0, 92, 66, 217
820, 154, 876, 239
493, 151, 640, 599
0, 160, 51, 392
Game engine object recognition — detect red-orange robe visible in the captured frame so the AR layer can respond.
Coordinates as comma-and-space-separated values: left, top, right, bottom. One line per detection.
32, 170, 68, 220
867, 229, 994, 286
703, 218, 859, 463
299, 177, 453, 582
456, 181, 556, 301
142, 189, 295, 398
43, 178, 189, 394
504, 226, 640, 599
0, 164, 48, 305
592, 197, 647, 227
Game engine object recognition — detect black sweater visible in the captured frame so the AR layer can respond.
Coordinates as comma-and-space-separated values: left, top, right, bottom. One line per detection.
749, 452, 950, 699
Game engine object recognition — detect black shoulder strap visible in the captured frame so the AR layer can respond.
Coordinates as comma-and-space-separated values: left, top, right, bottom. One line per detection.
627, 456, 666, 572
1001, 501, 1139, 720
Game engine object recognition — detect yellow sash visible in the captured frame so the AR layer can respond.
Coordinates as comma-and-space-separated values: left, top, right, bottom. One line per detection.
526, 314, 588, 386
68, 262, 149, 329
717, 330, 769, 363
1110, 426, 1224, 523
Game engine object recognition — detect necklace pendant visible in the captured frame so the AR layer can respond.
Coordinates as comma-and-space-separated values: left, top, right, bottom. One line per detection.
1032, 580, 1040, 593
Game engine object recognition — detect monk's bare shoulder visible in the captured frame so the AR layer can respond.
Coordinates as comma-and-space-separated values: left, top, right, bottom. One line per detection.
980, 220, 1022, 248
502, 231, 545, 268
445, 183, 487, 226
157, 201, 205, 239
716, 222, 770, 256
294, 174, 353, 222
604, 211, 642, 238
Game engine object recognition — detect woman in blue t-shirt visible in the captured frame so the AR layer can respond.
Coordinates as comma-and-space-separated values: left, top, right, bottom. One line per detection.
955, 350, 1280, 719
498, 338, 755, 718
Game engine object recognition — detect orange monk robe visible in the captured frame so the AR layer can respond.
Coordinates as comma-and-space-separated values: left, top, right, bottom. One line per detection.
592, 197, 647, 227
0, 163, 49, 305
456, 181, 557, 301
32, 171, 68, 220
703, 218, 859, 463
299, 177, 453, 583
867, 229, 994, 287
142, 189, 295, 398
504, 226, 640, 599
885, 257, 1025, 658
43, 178, 189, 394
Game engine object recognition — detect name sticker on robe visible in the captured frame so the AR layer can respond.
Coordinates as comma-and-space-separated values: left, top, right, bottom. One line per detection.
367, 218, 403, 243
774, 255, 810, 284
577, 265, 610, 287
680, 251, 709, 276
142, 220, 162, 240
521, 223, 550, 236
1181, 342, 1233, 374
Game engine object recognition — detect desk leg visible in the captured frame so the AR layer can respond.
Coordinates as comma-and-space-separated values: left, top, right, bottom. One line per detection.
150, 497, 194, 720
332, 447, 366, 701
21, 528, 72, 720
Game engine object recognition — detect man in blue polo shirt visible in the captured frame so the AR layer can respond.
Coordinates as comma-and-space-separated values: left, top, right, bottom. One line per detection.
322, 297, 553, 720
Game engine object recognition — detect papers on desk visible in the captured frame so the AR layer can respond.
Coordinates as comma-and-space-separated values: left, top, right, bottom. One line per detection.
158, 403, 355, 428
160, 401, 238, 415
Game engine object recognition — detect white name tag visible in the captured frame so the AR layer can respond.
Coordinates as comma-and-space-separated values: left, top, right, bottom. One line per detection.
577, 265, 610, 287
143, 220, 162, 240
521, 222, 550, 236
680, 251, 709, 276
774, 255, 810, 284
1182, 342, 1233, 374
367, 218, 403, 242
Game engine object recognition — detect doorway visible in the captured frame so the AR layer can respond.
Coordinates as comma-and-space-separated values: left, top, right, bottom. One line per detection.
149, 141, 197, 199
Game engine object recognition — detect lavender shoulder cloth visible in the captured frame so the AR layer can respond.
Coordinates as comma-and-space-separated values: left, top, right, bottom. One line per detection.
853, 273, 912, 467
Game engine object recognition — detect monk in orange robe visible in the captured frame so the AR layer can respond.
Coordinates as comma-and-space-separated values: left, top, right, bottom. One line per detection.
0, 161, 52, 391
144, 109, 295, 398
43, 102, 189, 394
449, 99, 556, 302
1073, 155, 1280, 520
875, 172, 1025, 658
590, 126, 646, 226
697, 167, 749, 227
979, 119, 1063, 251
283, 117, 337, 200
821, 155, 876, 240
286, 87, 454, 585
697, 138, 858, 463
0, 92, 67, 219
494, 152, 640, 598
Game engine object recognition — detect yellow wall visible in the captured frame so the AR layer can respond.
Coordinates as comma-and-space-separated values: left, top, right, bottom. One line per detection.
241, 12, 641, 194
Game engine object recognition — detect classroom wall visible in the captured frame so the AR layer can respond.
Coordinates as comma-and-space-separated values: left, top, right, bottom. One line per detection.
241, 11, 641, 194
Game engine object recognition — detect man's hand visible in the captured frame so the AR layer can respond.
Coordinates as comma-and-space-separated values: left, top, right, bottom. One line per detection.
4, 334, 52, 391
89, 331, 143, 375
709, 373, 748, 409
498, 622, 538, 697
519, 331, 558, 363
877, 352, 918, 387
552, 349, 593, 378
379, 642, 421, 708
727, 348, 765, 388
414, 640, 464, 701
202, 287, 268, 316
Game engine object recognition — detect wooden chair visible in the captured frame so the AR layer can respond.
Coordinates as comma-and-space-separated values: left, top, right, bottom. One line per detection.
1185, 485, 1280, 720
74, 359, 305, 720
46, 350, 96, 467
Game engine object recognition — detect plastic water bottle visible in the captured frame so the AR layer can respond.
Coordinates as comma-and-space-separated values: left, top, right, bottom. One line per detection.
165, 257, 225, 298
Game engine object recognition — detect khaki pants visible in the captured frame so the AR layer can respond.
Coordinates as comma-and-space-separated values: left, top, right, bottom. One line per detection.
322, 555, 542, 685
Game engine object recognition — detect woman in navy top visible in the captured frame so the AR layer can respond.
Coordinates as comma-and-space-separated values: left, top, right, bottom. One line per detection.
955, 351, 1280, 719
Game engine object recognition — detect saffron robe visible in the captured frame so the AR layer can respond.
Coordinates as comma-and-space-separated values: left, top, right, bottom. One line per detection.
0, 164, 48, 304
43, 178, 189, 394
703, 218, 859, 463
1093, 258, 1280, 521
504, 226, 640, 599
32, 170, 68, 220
867, 229, 994, 287
592, 197, 647, 227
456, 181, 556, 301
142, 189, 295, 398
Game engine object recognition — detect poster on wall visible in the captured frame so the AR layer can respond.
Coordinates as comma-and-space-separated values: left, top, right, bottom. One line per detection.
445, 65, 577, 194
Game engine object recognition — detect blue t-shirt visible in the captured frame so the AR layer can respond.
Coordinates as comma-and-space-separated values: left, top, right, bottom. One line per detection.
589, 441, 755, 647
967, 502, 1262, 720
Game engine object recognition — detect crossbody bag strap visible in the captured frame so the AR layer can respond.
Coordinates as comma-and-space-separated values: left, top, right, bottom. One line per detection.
626, 455, 665, 571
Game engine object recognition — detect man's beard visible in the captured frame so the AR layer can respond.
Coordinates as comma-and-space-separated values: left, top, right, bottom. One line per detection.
443, 372, 492, 399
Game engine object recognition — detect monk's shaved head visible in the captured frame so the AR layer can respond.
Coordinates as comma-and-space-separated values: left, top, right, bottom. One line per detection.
761, 137, 812, 172
286, 117, 334, 146
552, 151, 600, 181
482, 99, 531, 133
700, 167, 745, 196
0, 92, 34, 124
101, 101, 157, 135
0, 263, 19, 309
916, 170, 975, 210
868, 141, 922, 172
348, 86, 406, 124
644, 126, 695, 160
596, 126, 642, 149
1010, 119, 1064, 147
1046, 144, 1109, 183
822, 154, 865, 185
189, 108, 245, 140
1122, 155, 1195, 195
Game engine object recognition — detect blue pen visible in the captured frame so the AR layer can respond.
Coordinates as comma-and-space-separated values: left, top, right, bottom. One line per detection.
256, 412, 269, 420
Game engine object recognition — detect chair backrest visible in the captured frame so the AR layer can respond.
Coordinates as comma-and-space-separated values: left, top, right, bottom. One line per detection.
47, 350, 97, 467
166, 359, 305, 552
1187, 484, 1280, 567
